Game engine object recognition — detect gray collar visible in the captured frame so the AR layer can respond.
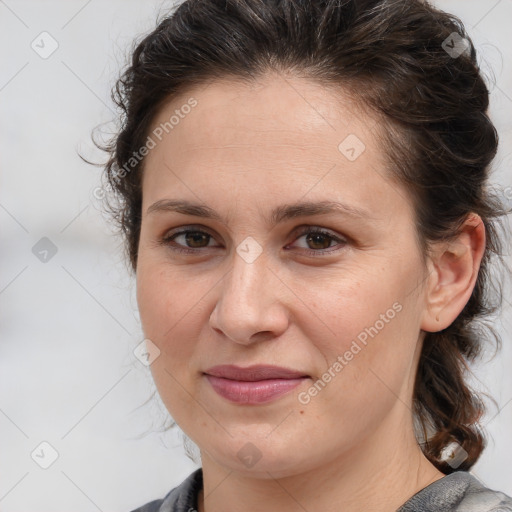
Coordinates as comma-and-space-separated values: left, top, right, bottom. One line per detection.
134, 468, 512, 512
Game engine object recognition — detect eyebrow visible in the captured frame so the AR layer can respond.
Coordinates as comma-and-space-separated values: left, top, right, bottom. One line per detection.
146, 199, 374, 227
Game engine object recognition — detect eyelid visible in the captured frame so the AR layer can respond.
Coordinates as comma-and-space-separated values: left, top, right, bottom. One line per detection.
162, 224, 218, 240
291, 224, 346, 240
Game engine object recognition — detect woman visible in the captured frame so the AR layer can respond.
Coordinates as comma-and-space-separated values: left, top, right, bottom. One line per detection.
98, 0, 512, 510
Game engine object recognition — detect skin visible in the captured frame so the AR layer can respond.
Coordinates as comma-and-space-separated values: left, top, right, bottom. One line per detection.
135, 72, 486, 512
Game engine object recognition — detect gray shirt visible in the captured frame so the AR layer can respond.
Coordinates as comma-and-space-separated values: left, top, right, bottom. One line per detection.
130, 468, 512, 511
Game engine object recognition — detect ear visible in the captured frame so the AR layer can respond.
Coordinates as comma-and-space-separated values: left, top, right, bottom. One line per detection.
421, 213, 486, 333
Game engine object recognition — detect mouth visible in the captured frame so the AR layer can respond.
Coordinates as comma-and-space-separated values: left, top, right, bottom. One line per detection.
203, 364, 310, 404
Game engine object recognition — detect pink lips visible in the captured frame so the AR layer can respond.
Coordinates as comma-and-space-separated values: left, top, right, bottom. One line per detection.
203, 364, 309, 404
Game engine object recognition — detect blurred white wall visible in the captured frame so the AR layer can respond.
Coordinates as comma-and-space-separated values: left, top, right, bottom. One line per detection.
0, 1, 510, 510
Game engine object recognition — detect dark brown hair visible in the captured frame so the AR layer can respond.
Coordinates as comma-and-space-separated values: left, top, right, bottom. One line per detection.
97, 0, 511, 473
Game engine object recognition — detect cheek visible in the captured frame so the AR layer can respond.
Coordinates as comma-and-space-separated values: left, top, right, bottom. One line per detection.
137, 256, 197, 329
136, 262, 199, 359
295, 265, 406, 352
303, 263, 420, 394
299, 298, 419, 447
136, 263, 206, 421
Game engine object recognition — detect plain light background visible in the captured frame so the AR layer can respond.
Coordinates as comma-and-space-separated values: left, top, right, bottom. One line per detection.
0, 1, 511, 511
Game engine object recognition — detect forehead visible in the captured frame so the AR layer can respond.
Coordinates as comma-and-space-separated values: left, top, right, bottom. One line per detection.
141, 73, 411, 222
146, 72, 372, 155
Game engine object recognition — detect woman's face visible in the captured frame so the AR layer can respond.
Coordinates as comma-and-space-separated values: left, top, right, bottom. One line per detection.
136, 73, 432, 477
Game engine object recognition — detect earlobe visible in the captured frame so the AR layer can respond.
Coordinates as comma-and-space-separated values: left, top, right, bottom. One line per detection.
420, 214, 486, 333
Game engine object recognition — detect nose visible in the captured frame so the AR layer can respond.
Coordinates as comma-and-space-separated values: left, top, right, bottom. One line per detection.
209, 246, 290, 346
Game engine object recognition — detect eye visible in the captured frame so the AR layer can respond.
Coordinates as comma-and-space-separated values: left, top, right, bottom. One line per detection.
160, 227, 220, 254
287, 227, 347, 256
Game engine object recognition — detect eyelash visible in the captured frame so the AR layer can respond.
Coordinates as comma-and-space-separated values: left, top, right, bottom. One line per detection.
159, 226, 348, 257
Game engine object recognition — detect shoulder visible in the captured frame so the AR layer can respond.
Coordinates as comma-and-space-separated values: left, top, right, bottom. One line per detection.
397, 471, 512, 512
128, 468, 203, 512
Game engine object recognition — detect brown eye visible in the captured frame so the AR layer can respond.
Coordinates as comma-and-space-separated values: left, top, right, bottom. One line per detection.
289, 227, 347, 256
161, 228, 220, 254
181, 231, 211, 248
304, 232, 333, 250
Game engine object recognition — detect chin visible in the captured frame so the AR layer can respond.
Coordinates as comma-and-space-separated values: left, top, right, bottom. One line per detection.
201, 435, 317, 479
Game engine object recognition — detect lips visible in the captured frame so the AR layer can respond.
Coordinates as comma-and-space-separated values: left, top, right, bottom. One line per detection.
203, 365, 310, 404
204, 364, 309, 381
